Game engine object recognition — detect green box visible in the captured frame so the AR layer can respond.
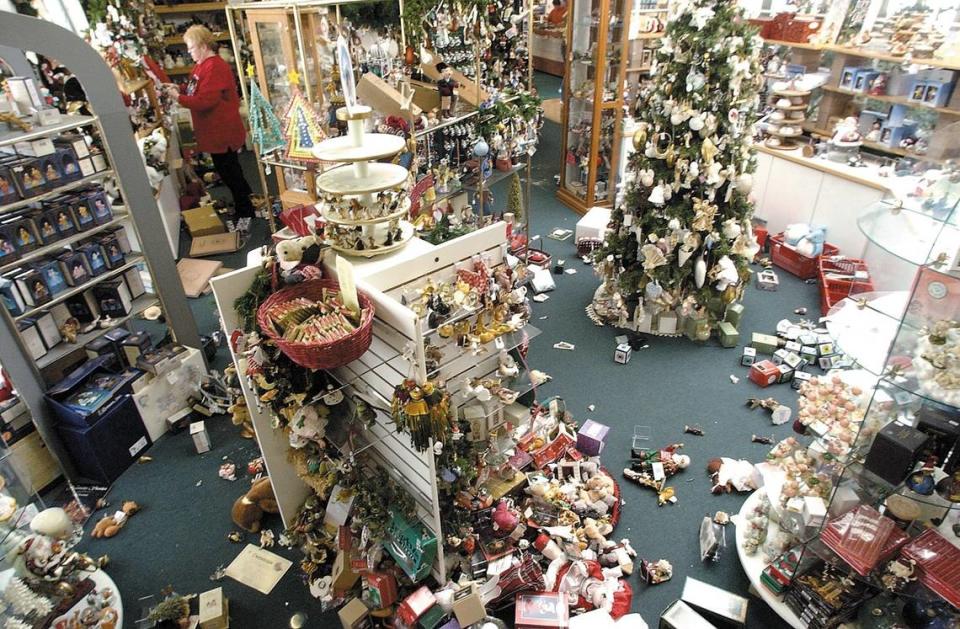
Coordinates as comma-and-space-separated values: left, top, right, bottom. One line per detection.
751, 333, 780, 354
724, 303, 745, 329
418, 605, 448, 629
718, 321, 739, 348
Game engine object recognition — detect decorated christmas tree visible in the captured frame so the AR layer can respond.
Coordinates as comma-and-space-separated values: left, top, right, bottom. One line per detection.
282, 72, 326, 163
248, 71, 285, 157
593, 0, 762, 338
507, 172, 524, 224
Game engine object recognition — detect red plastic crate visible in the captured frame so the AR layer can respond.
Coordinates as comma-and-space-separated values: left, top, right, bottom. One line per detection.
769, 232, 840, 279
818, 257, 875, 315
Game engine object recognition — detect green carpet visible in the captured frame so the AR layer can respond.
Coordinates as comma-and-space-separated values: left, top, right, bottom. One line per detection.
70, 73, 812, 627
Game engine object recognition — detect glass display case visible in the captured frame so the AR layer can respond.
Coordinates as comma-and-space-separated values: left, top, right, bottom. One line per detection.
761, 158, 960, 626
557, 0, 631, 213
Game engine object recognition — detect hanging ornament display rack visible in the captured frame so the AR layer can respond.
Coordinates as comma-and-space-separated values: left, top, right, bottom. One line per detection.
313, 106, 415, 258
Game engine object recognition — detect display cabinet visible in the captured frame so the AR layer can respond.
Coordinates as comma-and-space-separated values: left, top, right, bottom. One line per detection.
735, 156, 960, 627
0, 14, 202, 480
557, 0, 631, 213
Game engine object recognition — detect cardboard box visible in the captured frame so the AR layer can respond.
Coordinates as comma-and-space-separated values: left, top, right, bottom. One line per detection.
718, 321, 739, 348
397, 586, 437, 627
451, 586, 485, 627
792, 371, 812, 390
338, 598, 371, 629
332, 550, 361, 592
122, 331, 153, 367
660, 600, 717, 629
864, 422, 929, 485
751, 333, 780, 355
724, 303, 744, 329
681, 577, 748, 627
190, 421, 211, 454
183, 205, 226, 238
190, 232, 240, 257
198, 587, 229, 629
177, 257, 224, 298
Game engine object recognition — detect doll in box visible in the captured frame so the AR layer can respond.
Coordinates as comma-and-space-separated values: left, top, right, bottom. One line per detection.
15, 223, 36, 249
37, 216, 57, 242
55, 209, 76, 235
0, 171, 18, 204
75, 203, 94, 229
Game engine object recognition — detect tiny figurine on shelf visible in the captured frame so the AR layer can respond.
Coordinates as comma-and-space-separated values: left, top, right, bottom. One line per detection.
865, 120, 882, 143
435, 62, 460, 119
936, 469, 960, 503
91, 501, 141, 538
881, 557, 917, 592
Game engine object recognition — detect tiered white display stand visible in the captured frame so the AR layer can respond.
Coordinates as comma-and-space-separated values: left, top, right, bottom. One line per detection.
314, 106, 414, 258
765, 89, 809, 151
211, 223, 537, 584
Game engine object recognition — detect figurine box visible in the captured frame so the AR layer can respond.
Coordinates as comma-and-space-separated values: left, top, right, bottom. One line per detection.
515, 592, 569, 628
98, 234, 125, 269
36, 259, 68, 296
54, 146, 81, 182
839, 67, 859, 90
337, 598, 371, 629
577, 419, 610, 456
91, 278, 132, 318
11, 159, 47, 198
15, 268, 50, 307
36, 154, 63, 190
749, 360, 779, 388
915, 404, 960, 473
0, 223, 19, 265
77, 242, 107, 276
85, 190, 113, 225
9, 215, 40, 253
0, 165, 21, 205
853, 70, 879, 93
0, 278, 25, 316
864, 421, 929, 484
58, 251, 90, 287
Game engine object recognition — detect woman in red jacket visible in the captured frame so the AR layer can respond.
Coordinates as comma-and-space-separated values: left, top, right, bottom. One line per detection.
164, 25, 254, 219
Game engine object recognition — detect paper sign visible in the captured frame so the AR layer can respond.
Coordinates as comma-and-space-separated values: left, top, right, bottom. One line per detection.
224, 544, 292, 594
652, 462, 665, 481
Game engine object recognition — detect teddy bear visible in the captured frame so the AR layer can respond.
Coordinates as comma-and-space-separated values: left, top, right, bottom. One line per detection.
228, 396, 254, 439
92, 501, 140, 538
232, 477, 280, 533
575, 473, 617, 516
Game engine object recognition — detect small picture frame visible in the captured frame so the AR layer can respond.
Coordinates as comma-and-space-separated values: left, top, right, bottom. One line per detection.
924, 84, 940, 104
839, 67, 857, 89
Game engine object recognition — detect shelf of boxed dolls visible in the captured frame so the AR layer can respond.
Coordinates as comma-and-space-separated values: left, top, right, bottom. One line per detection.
0, 210, 129, 275
35, 293, 158, 370
328, 222, 415, 259
821, 85, 960, 117
0, 170, 115, 215
14, 254, 144, 322
0, 115, 97, 150
315, 162, 409, 196
858, 201, 960, 267
323, 198, 411, 227
734, 488, 806, 629
825, 290, 910, 375
311, 133, 406, 164
822, 45, 960, 72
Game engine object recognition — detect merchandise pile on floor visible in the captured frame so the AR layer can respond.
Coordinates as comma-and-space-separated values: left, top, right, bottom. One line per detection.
62, 75, 829, 627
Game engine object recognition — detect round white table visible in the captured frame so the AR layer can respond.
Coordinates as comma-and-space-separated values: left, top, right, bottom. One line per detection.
733, 488, 805, 629
0, 566, 122, 628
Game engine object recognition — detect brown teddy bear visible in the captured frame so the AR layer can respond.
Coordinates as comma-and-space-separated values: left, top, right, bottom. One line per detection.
231, 477, 280, 532
92, 501, 140, 538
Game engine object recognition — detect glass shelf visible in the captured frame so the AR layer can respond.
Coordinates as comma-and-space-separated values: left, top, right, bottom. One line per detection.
858, 201, 960, 268
826, 291, 908, 375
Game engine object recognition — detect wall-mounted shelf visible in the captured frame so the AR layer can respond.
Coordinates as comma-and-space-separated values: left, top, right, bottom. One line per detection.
166, 65, 195, 76
823, 44, 960, 71
0, 170, 114, 215
0, 211, 129, 274
154, 2, 227, 14
821, 84, 960, 116
0, 115, 97, 149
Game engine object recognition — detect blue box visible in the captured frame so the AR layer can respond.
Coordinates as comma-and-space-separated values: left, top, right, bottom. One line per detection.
54, 147, 81, 182
0, 166, 21, 205
10, 216, 40, 253
853, 70, 879, 93
0, 223, 19, 265
908, 79, 928, 103
98, 234, 124, 269
922, 81, 954, 107
57, 251, 90, 286
46, 355, 142, 428
880, 123, 918, 148
11, 159, 47, 198
33, 211, 58, 245
36, 260, 68, 296
55, 392, 151, 483
839, 67, 859, 90
78, 243, 107, 276
44, 204, 77, 238
73, 197, 95, 230
37, 154, 63, 190
85, 190, 112, 225
0, 278, 25, 316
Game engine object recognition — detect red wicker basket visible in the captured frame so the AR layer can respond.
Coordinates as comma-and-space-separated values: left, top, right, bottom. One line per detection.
256, 278, 375, 370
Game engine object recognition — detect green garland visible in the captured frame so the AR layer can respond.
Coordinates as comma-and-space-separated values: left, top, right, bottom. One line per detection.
344, 467, 416, 543
233, 264, 274, 333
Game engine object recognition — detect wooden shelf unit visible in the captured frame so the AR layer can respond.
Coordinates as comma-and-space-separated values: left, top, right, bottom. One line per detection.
154, 2, 227, 14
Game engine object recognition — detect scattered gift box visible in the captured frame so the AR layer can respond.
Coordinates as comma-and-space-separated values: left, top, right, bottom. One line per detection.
751, 333, 780, 355
755, 268, 779, 291
771, 348, 789, 366
724, 303, 744, 329
660, 600, 717, 629
614, 342, 631, 364
916, 405, 960, 474
792, 371, 812, 390
198, 587, 229, 629
577, 419, 609, 456
364, 571, 398, 609
681, 577, 748, 628
749, 360, 779, 388
338, 597, 371, 629
397, 586, 437, 627
190, 232, 241, 257
190, 420, 211, 454
515, 591, 569, 629
183, 204, 226, 238
776, 364, 794, 384
740, 346, 756, 367
718, 321, 739, 348
802, 496, 827, 528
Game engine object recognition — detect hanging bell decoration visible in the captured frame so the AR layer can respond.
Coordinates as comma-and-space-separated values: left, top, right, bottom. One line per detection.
633, 123, 649, 150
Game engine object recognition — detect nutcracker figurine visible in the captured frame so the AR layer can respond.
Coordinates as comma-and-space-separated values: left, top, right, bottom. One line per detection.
435, 62, 460, 119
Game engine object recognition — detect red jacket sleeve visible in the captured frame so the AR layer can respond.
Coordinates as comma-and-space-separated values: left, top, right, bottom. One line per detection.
178, 59, 234, 113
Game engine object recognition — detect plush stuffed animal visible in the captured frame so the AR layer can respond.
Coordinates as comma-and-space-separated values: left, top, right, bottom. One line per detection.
231, 477, 280, 532
491, 500, 519, 535
92, 501, 140, 538
276, 235, 322, 272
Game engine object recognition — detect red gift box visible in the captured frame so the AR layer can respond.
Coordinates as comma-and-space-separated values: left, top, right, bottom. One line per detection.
749, 360, 780, 387
532, 433, 575, 469
819, 505, 906, 576
902, 529, 960, 608
364, 571, 399, 608
397, 586, 437, 627
515, 591, 569, 628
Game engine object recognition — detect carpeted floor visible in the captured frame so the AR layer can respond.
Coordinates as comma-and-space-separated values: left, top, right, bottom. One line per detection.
68, 72, 811, 627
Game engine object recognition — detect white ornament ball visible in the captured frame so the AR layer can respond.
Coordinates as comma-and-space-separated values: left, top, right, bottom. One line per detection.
667, 218, 681, 231
694, 257, 707, 288
737, 173, 753, 194
689, 114, 704, 132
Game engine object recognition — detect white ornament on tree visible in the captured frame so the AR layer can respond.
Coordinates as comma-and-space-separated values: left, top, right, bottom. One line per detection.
694, 256, 707, 288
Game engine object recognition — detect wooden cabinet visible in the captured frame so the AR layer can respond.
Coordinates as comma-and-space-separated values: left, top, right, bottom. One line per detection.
557, 0, 632, 213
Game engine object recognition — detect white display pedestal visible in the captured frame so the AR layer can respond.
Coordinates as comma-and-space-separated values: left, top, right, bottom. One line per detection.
576, 206, 612, 242
733, 488, 805, 629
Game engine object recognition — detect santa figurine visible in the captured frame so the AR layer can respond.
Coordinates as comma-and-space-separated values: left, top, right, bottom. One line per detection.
435, 62, 459, 119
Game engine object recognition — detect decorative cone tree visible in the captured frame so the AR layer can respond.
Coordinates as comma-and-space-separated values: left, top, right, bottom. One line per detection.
248, 74, 286, 157
593, 0, 762, 339
507, 172, 524, 224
